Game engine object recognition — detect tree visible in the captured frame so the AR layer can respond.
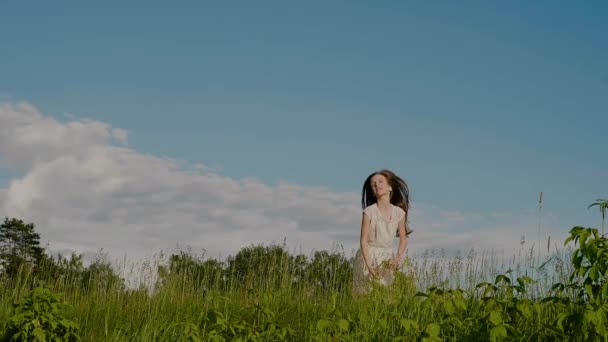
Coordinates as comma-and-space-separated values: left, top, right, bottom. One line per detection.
36, 252, 86, 289
0, 217, 45, 278
156, 251, 227, 292
81, 251, 126, 293
304, 250, 353, 293
226, 243, 295, 290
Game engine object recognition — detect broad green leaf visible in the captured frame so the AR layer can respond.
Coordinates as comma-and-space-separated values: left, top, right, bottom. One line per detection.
483, 297, 497, 310
316, 319, 332, 332
580, 230, 590, 246
490, 324, 507, 342
489, 310, 503, 326
32, 327, 46, 341
572, 252, 582, 268
495, 275, 510, 285
516, 302, 532, 319
337, 319, 349, 332
584, 309, 599, 325
517, 276, 533, 285
400, 319, 419, 332
589, 265, 599, 281
540, 296, 558, 304
425, 323, 441, 337
585, 283, 593, 298
454, 297, 467, 311
444, 300, 455, 315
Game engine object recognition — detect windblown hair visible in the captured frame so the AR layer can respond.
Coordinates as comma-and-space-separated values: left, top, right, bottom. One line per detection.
361, 169, 412, 235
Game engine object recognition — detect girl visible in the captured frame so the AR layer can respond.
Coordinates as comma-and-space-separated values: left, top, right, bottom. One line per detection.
352, 169, 412, 295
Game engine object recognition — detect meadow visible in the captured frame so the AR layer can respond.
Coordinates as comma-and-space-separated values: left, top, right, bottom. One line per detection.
1, 218, 607, 341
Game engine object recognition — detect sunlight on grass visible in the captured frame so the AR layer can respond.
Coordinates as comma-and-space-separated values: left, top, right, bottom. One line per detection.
4, 228, 599, 341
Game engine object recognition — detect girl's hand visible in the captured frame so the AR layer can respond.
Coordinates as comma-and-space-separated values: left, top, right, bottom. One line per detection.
367, 265, 378, 279
390, 256, 402, 270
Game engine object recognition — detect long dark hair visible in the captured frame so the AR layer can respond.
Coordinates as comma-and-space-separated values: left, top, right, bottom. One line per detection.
361, 169, 412, 235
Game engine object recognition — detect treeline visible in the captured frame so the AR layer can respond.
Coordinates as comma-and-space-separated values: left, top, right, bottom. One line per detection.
0, 217, 125, 293
3, 199, 608, 341
0, 217, 354, 295
158, 245, 353, 295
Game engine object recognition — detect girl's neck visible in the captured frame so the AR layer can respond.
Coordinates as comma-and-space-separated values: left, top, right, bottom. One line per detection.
376, 196, 391, 207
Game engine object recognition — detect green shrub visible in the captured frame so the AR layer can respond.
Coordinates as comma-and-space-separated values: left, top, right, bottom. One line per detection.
2, 283, 80, 342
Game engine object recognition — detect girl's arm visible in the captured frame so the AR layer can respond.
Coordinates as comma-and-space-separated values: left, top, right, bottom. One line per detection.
360, 212, 375, 275
394, 215, 408, 264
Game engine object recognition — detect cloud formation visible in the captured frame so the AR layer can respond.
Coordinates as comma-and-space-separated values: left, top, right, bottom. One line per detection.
0, 102, 560, 267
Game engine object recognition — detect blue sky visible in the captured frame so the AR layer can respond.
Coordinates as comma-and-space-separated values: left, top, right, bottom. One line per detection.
0, 1, 606, 260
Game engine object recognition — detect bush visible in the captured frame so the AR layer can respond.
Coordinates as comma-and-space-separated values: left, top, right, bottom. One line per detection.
2, 283, 80, 342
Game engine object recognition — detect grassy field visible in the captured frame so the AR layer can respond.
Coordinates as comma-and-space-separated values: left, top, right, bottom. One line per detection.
1, 225, 607, 341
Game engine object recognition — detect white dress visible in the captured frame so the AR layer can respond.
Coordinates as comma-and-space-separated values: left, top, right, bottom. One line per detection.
352, 203, 405, 295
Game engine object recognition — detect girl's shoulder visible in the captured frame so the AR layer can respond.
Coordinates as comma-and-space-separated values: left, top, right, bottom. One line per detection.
393, 205, 406, 220
363, 203, 377, 218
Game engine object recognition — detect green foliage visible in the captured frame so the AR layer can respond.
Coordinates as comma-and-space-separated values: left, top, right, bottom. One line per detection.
1, 200, 608, 340
35, 253, 86, 291
0, 217, 45, 279
588, 199, 608, 235
157, 251, 228, 292
80, 256, 125, 293
311, 312, 359, 341
565, 226, 608, 306
2, 283, 80, 342
549, 225, 608, 340
198, 294, 296, 341
304, 251, 352, 294
226, 244, 295, 290
158, 243, 353, 296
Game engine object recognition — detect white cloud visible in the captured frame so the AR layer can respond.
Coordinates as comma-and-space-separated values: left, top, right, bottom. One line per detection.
0, 103, 128, 170
0, 188, 6, 211
0, 101, 563, 271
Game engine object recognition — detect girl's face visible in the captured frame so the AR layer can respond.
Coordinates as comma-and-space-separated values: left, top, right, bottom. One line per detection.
371, 174, 391, 197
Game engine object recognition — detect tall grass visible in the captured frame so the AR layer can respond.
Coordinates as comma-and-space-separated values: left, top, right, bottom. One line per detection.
1, 234, 582, 341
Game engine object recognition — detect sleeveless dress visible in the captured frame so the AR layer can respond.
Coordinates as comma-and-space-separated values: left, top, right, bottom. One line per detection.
352, 203, 406, 295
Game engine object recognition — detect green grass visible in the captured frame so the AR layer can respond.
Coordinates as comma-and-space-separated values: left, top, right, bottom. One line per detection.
1, 228, 606, 341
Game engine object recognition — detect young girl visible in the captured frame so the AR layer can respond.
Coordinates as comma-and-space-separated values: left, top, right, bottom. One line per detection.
352, 169, 412, 295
